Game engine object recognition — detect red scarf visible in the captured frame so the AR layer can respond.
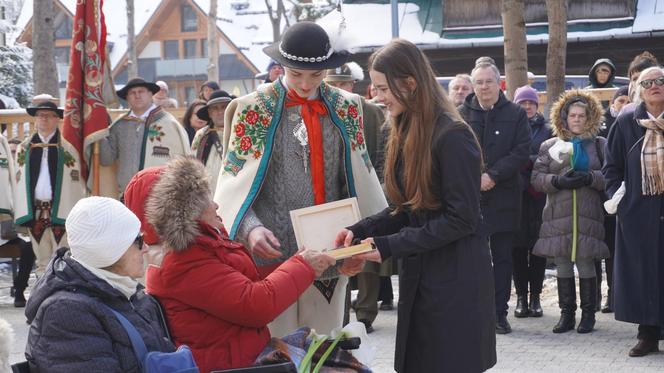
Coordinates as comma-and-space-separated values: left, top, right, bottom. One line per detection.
285, 89, 328, 205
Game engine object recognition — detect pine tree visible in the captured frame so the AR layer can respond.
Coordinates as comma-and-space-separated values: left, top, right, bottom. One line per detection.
0, 45, 34, 107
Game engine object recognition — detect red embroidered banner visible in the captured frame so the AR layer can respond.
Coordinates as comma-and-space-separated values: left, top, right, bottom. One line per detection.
62, 0, 110, 182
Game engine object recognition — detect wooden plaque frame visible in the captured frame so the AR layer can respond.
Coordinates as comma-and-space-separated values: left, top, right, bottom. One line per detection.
289, 197, 361, 252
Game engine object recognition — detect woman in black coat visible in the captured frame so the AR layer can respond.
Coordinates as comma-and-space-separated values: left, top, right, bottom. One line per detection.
336, 39, 496, 373
603, 66, 664, 357
511, 85, 552, 318
25, 197, 174, 372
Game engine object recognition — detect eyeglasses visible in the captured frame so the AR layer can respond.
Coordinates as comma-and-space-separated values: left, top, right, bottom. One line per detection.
134, 234, 144, 250
639, 76, 664, 89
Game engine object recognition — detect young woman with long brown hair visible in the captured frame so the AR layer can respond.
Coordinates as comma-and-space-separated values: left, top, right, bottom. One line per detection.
335, 39, 496, 372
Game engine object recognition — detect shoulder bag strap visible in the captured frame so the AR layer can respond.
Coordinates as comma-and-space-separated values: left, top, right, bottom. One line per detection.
101, 303, 149, 368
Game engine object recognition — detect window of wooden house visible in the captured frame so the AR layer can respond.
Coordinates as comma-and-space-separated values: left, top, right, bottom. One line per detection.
181, 4, 198, 32
163, 40, 179, 60
54, 47, 70, 64
55, 15, 73, 39
201, 39, 208, 58
184, 39, 198, 58
185, 86, 196, 106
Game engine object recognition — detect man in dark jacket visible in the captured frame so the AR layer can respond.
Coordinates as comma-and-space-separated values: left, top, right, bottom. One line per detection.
459, 62, 531, 334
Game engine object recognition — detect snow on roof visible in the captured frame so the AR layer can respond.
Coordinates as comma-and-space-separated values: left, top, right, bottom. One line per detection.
317, 3, 439, 50
632, 0, 664, 33
12, 0, 160, 67
318, 2, 663, 51
100, 1, 162, 68
194, 0, 289, 72
10, 0, 662, 71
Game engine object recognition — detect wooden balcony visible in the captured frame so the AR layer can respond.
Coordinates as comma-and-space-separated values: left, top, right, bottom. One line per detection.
0, 108, 186, 142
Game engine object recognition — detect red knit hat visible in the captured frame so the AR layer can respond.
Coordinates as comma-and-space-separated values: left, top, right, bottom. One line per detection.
123, 166, 166, 245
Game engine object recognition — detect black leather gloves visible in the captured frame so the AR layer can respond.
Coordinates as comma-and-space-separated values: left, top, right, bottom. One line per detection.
552, 169, 593, 190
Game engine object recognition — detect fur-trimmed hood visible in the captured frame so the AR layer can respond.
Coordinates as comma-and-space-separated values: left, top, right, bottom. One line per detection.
549, 89, 604, 141
145, 157, 211, 252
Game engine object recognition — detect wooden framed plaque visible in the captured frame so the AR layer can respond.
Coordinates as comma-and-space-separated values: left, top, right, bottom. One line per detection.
290, 197, 362, 253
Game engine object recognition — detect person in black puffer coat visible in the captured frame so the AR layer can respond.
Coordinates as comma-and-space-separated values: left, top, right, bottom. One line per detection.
24, 197, 174, 373
511, 85, 553, 319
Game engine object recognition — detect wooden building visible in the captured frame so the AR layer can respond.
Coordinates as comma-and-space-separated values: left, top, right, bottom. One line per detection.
15, 0, 260, 106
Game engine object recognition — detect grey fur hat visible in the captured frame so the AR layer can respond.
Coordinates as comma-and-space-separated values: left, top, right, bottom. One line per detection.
145, 157, 211, 252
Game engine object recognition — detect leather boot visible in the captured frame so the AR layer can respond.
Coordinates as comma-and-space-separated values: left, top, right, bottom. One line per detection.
577, 278, 597, 333
514, 294, 530, 318
629, 339, 659, 357
14, 289, 26, 308
529, 293, 543, 317
552, 277, 576, 333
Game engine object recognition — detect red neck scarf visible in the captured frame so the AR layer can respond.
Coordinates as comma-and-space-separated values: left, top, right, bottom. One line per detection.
285, 89, 328, 205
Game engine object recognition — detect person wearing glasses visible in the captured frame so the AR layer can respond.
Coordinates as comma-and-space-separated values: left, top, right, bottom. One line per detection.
458, 62, 532, 334
603, 66, 664, 357
13, 98, 85, 275
24, 197, 175, 372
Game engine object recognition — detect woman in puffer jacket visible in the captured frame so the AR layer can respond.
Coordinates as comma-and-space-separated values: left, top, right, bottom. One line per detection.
24, 197, 175, 373
531, 90, 610, 334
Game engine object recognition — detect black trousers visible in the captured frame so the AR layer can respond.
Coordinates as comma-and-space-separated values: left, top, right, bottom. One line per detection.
512, 244, 546, 296
490, 231, 515, 316
7, 238, 35, 292
378, 276, 393, 302
595, 215, 616, 296
637, 325, 662, 341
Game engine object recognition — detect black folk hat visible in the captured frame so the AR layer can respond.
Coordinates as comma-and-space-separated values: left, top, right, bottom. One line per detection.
26, 100, 64, 119
263, 21, 349, 70
116, 77, 161, 100
196, 90, 234, 121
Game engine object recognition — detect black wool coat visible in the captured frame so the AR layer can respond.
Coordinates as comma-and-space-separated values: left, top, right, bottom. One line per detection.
603, 103, 664, 327
25, 248, 175, 373
349, 113, 496, 373
516, 113, 553, 248
459, 91, 532, 234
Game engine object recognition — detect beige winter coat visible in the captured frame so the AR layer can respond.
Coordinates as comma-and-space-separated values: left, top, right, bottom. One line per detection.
531, 90, 610, 260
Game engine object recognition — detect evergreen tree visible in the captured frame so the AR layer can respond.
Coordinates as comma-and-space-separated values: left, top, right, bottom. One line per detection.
0, 45, 33, 107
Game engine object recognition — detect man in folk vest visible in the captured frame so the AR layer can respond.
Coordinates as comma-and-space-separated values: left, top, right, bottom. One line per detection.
14, 99, 85, 275
100, 77, 190, 199
191, 90, 234, 194
215, 22, 387, 336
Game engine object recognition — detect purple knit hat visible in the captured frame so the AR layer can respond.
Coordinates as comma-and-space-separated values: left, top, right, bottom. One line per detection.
513, 85, 539, 105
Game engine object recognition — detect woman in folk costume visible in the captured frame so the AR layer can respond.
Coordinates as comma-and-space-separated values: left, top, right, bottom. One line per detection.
14, 100, 85, 275
191, 90, 234, 193
215, 21, 387, 337
603, 66, 664, 357
531, 90, 610, 334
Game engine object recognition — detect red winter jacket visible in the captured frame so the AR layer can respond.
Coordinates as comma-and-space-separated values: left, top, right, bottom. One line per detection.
146, 223, 315, 373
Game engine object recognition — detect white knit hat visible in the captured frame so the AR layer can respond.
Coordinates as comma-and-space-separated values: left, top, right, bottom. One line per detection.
66, 196, 141, 269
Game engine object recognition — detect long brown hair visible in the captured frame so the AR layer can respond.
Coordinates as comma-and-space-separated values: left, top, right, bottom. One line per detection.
369, 39, 463, 212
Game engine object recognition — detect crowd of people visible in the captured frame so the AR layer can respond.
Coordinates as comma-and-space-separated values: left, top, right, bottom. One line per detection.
0, 18, 663, 373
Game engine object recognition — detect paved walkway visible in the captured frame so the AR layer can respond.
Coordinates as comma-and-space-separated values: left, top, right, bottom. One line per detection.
2, 263, 663, 372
